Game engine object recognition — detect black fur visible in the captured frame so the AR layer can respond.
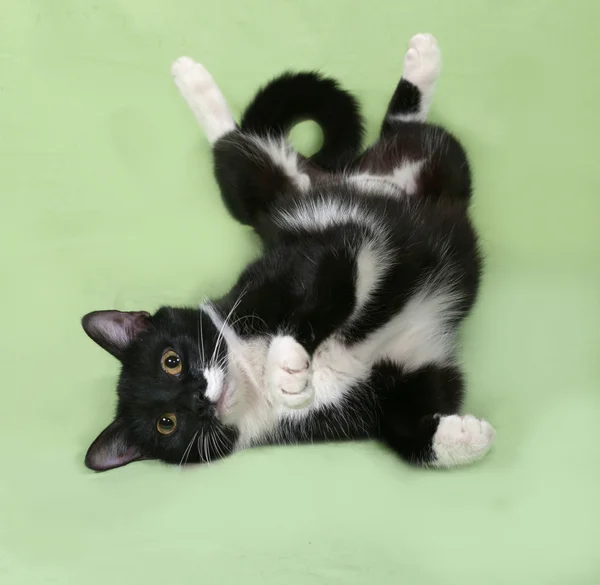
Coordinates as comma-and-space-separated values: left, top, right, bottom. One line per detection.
384, 78, 421, 120
241, 71, 364, 171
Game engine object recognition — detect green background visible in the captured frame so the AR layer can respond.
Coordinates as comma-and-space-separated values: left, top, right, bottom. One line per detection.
2, 0, 599, 583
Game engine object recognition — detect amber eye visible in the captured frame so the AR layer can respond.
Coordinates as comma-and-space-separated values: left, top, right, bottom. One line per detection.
161, 349, 182, 376
156, 413, 177, 435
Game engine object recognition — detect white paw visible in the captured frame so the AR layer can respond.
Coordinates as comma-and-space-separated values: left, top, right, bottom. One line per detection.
432, 414, 495, 468
171, 57, 214, 98
266, 336, 313, 409
402, 33, 441, 88
171, 56, 235, 143
171, 56, 200, 80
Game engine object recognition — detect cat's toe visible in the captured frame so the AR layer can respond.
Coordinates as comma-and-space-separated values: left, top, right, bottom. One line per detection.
269, 365, 314, 409
408, 33, 438, 52
431, 414, 495, 468
171, 56, 196, 77
171, 57, 213, 92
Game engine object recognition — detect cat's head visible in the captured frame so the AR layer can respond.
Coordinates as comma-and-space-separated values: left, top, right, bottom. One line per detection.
81, 305, 241, 471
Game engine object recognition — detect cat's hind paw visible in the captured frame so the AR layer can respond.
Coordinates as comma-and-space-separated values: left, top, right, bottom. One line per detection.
402, 33, 441, 89
431, 414, 495, 467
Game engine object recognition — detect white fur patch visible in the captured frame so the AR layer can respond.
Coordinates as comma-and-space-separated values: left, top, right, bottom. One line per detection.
275, 197, 385, 235
354, 242, 385, 312
350, 240, 393, 322
348, 174, 403, 197
203, 366, 225, 402
349, 160, 424, 197
364, 278, 462, 372
388, 33, 441, 123
224, 337, 274, 440
249, 136, 311, 192
431, 415, 495, 467
171, 57, 236, 143
391, 160, 425, 194
310, 337, 370, 408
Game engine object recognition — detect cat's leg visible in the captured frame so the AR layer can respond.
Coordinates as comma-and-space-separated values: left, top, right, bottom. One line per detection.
266, 335, 314, 409
211, 131, 310, 227
382, 33, 441, 128
356, 34, 446, 193
171, 57, 236, 143
375, 362, 495, 467
172, 57, 310, 229
366, 33, 472, 203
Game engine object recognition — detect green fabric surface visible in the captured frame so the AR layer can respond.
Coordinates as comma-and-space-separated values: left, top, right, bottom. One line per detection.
2, 1, 599, 583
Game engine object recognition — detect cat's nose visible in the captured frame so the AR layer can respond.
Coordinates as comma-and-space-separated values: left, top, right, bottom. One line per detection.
191, 390, 203, 406
191, 390, 214, 414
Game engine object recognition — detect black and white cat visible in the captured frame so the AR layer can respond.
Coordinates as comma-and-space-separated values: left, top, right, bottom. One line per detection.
82, 33, 495, 472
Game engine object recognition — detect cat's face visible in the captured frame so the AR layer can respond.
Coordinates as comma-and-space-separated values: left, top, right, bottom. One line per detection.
81, 306, 239, 471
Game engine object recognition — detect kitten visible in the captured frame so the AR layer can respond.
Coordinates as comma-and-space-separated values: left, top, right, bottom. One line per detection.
82, 33, 495, 472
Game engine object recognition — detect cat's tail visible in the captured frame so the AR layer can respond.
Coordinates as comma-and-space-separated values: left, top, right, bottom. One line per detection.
240, 72, 364, 171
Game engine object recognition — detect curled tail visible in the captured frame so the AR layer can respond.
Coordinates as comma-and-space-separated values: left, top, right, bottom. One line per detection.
241, 72, 364, 171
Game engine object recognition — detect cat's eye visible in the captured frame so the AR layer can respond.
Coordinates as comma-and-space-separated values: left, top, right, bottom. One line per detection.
161, 349, 182, 376
156, 413, 177, 435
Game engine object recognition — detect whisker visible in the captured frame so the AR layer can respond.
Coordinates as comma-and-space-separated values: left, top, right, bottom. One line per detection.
214, 354, 228, 371
196, 432, 203, 463
213, 427, 225, 459
198, 306, 205, 365
210, 288, 248, 368
228, 312, 268, 332
203, 431, 211, 466
204, 289, 262, 394
186, 430, 200, 466
215, 426, 229, 460
179, 430, 199, 468
209, 431, 219, 462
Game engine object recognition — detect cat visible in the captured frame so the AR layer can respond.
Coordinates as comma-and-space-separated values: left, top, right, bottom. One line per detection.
82, 33, 495, 472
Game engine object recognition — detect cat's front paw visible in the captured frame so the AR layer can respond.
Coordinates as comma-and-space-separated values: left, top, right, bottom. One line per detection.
266, 336, 313, 409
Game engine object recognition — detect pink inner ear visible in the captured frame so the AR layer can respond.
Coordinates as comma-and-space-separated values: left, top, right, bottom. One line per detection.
87, 444, 142, 471
82, 310, 152, 359
85, 419, 145, 472
101, 319, 132, 349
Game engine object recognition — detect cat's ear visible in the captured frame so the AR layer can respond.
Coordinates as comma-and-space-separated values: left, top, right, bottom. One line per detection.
85, 418, 147, 471
81, 310, 152, 360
